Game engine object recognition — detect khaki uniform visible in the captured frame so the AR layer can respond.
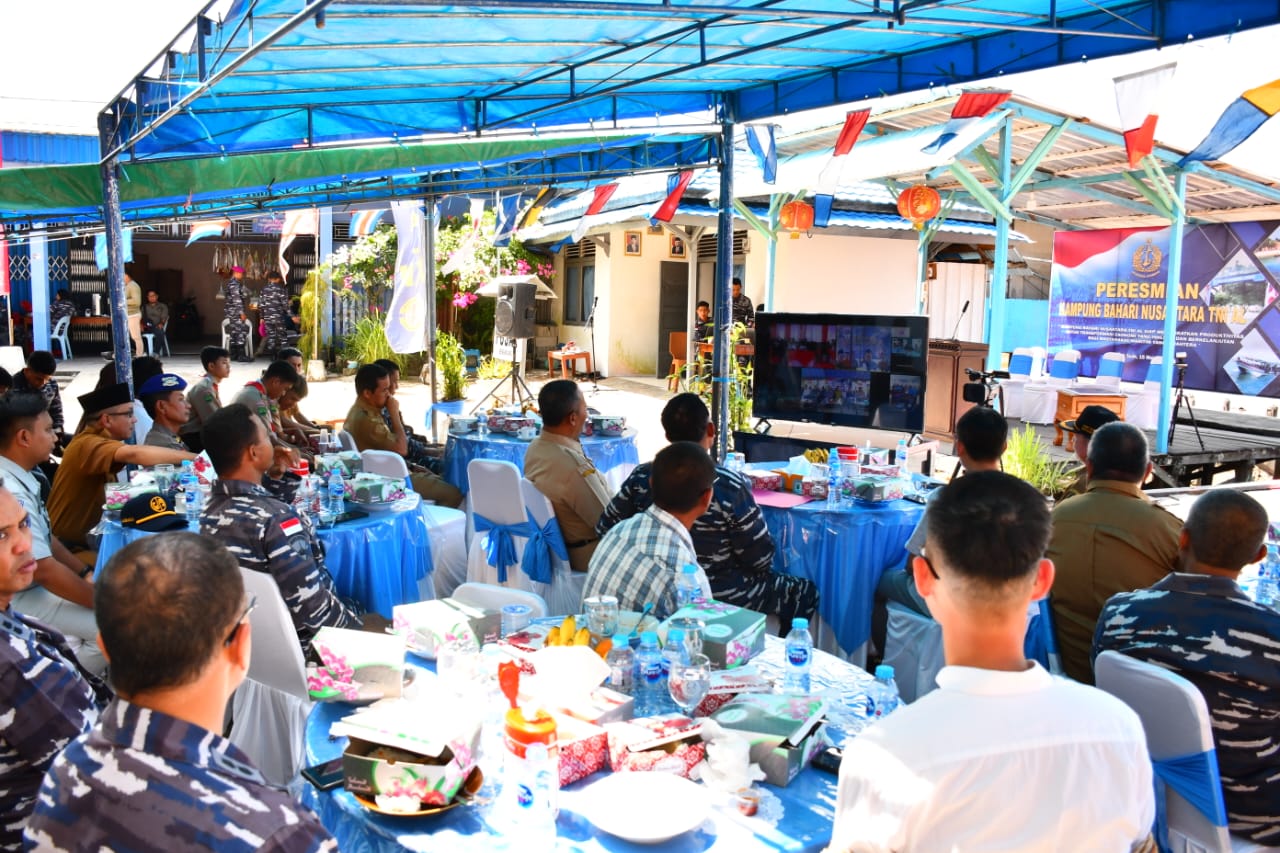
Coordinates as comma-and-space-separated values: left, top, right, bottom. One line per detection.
1047, 479, 1182, 683
231, 381, 280, 436
182, 374, 220, 437
523, 431, 612, 572
344, 400, 463, 508
48, 425, 125, 549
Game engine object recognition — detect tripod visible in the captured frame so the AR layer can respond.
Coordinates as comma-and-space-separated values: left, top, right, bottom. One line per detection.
471, 339, 536, 413
1168, 358, 1205, 450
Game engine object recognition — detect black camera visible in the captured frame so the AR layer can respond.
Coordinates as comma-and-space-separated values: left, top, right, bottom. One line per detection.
962, 368, 1010, 405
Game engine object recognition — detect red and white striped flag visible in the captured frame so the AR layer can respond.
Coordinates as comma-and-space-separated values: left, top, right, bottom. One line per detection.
921, 91, 1011, 155
814, 109, 870, 227
652, 171, 695, 223
1114, 63, 1176, 168
572, 183, 619, 243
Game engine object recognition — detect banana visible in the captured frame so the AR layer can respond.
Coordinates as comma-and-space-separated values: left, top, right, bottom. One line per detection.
560, 616, 576, 640
545, 626, 560, 647
574, 627, 591, 646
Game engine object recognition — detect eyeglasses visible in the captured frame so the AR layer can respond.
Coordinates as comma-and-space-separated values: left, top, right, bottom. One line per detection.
224, 595, 258, 646
920, 552, 940, 580
104, 409, 134, 419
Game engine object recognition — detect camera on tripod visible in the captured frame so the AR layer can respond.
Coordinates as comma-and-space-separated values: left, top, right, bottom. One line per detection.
962, 367, 1010, 405
1174, 351, 1189, 369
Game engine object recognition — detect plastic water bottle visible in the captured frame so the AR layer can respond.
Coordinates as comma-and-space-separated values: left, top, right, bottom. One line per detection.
782, 617, 813, 693
674, 563, 703, 608
307, 474, 326, 519
327, 466, 346, 517
869, 664, 901, 719
633, 631, 665, 717
510, 741, 557, 851
846, 446, 861, 479
605, 633, 635, 695
896, 437, 910, 479
1257, 544, 1279, 607
292, 476, 314, 526
179, 461, 201, 526
827, 449, 842, 508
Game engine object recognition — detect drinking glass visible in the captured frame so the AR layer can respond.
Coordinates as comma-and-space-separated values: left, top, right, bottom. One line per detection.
667, 617, 705, 659
500, 604, 532, 637
583, 595, 620, 639
153, 464, 175, 498
437, 635, 481, 696
668, 654, 711, 716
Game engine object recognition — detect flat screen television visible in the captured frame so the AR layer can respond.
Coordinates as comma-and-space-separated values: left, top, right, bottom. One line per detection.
751, 312, 929, 432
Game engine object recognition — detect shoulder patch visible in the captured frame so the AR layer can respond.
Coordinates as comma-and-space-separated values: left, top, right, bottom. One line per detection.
280, 517, 303, 537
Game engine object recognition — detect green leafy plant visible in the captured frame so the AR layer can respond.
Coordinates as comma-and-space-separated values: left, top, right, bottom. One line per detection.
436, 331, 468, 401
676, 322, 754, 435
1002, 424, 1077, 498
341, 314, 402, 368
475, 355, 510, 381
299, 269, 331, 361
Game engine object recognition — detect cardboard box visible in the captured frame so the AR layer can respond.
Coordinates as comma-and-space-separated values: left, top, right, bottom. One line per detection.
552, 685, 635, 725
746, 470, 782, 492
693, 668, 773, 717
333, 704, 481, 805
709, 693, 829, 786
661, 600, 766, 670
605, 714, 705, 779
553, 712, 608, 787
392, 598, 501, 658
852, 475, 906, 503
308, 627, 405, 702
315, 451, 364, 479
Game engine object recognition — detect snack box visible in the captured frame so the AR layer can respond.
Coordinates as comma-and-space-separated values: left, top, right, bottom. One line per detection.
333, 703, 480, 805
550, 685, 635, 726
709, 693, 829, 787
308, 627, 405, 702
746, 470, 782, 492
552, 712, 608, 787
660, 600, 766, 670
772, 470, 806, 495
860, 463, 899, 478
694, 667, 773, 717
392, 598, 501, 658
605, 714, 705, 779
853, 475, 906, 503
316, 451, 363, 479
349, 473, 408, 504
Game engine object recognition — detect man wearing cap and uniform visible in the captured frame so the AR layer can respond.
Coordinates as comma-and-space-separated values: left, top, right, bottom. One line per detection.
223, 265, 251, 363
181, 346, 231, 453
139, 373, 191, 451
47, 383, 194, 555
1057, 404, 1121, 498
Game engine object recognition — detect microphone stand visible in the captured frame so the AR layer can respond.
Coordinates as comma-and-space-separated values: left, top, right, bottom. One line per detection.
948, 299, 970, 340
584, 296, 612, 394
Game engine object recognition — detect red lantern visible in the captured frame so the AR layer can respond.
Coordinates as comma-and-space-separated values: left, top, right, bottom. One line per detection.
897, 185, 942, 230
779, 200, 815, 240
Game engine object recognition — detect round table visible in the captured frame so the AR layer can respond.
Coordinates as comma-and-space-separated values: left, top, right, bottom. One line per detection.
444, 429, 639, 496
94, 496, 435, 619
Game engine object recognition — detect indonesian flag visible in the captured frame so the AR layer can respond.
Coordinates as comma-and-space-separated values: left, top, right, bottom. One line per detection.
921, 91, 1011, 155
652, 170, 695, 223
279, 208, 319, 280
349, 209, 385, 237
186, 218, 230, 246
571, 183, 618, 243
1114, 63, 1176, 168
814, 109, 870, 227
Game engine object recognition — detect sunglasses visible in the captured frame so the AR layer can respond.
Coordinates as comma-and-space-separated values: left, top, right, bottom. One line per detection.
224, 595, 258, 646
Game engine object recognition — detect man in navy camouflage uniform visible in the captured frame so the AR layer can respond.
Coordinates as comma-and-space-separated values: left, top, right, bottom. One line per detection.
597, 393, 818, 628
10, 351, 65, 443
198, 403, 361, 657
223, 265, 251, 362
1094, 489, 1280, 844
0, 480, 108, 851
26, 532, 336, 852
259, 269, 290, 358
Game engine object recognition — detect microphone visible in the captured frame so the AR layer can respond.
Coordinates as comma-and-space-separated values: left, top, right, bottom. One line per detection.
948, 300, 971, 340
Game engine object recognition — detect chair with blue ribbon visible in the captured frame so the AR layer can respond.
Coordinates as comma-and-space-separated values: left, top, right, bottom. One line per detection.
1094, 651, 1251, 853
1023, 596, 1063, 675
520, 478, 580, 616
467, 459, 543, 593
1094, 351, 1126, 389
1002, 346, 1037, 418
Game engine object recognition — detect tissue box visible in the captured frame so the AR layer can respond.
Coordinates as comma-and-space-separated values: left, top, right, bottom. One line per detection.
860, 464, 899, 478
392, 598, 501, 658
662, 600, 766, 670
553, 685, 635, 725
333, 704, 481, 805
709, 693, 829, 786
316, 451, 363, 479
694, 668, 773, 717
350, 473, 408, 504
746, 470, 782, 492
553, 712, 608, 786
852, 475, 906, 503
605, 714, 705, 779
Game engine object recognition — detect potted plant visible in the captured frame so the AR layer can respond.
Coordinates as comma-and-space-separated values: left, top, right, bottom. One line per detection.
436, 331, 468, 404
1002, 425, 1077, 502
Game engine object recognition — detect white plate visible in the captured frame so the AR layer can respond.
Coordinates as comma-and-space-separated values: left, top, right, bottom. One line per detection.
585, 773, 709, 844
350, 497, 411, 512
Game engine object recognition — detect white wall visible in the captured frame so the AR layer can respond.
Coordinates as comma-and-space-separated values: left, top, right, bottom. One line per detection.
928, 261, 989, 342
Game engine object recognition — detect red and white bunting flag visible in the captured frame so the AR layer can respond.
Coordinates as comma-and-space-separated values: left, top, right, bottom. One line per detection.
652, 171, 695, 223
921, 91, 1011, 155
1114, 63, 1176, 167
572, 183, 619, 243
814, 109, 871, 227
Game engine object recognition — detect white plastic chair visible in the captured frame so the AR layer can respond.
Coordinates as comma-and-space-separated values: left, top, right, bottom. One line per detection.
51, 315, 72, 360
521, 478, 582, 617
337, 429, 358, 452
466, 459, 544, 595
451, 582, 547, 619
1095, 652, 1272, 853
226, 568, 311, 787
1094, 352, 1126, 389
361, 448, 409, 479
1021, 349, 1081, 424
1127, 357, 1165, 430
1001, 346, 1037, 418
220, 318, 254, 354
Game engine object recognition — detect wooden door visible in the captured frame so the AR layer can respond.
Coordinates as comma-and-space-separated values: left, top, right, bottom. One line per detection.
656, 261, 687, 377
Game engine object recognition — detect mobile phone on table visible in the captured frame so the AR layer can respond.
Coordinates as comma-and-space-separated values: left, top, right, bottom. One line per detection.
811, 746, 843, 775
300, 756, 346, 791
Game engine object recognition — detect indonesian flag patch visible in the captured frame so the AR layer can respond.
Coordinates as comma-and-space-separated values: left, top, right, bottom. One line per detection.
280, 517, 303, 538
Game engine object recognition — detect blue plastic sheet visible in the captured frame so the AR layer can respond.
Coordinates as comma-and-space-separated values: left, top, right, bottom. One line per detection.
444, 431, 638, 496
1152, 750, 1228, 853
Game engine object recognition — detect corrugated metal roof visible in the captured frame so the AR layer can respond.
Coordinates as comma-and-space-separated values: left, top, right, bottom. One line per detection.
1, 132, 97, 167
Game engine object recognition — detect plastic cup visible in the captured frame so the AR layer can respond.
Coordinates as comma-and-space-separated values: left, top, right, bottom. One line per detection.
667, 616, 705, 659
583, 595, 620, 639
501, 604, 533, 637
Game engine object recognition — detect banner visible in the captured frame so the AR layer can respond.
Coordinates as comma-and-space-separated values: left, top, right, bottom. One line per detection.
1048, 221, 1280, 396
385, 200, 428, 353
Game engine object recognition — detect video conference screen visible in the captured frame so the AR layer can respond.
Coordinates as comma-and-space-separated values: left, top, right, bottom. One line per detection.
752, 312, 929, 431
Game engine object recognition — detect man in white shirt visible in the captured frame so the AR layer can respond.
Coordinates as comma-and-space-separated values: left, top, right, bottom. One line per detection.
829, 470, 1155, 853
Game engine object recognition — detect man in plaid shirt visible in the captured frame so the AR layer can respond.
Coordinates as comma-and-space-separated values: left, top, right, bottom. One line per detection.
584, 442, 713, 618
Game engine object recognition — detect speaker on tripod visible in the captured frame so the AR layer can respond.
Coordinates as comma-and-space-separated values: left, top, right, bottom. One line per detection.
495, 281, 537, 340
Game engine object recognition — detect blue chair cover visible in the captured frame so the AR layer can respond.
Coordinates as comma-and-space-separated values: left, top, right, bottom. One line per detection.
1049, 356, 1079, 380
1151, 750, 1228, 853
521, 510, 568, 586
1098, 356, 1124, 378
473, 512, 535, 583
1008, 353, 1034, 375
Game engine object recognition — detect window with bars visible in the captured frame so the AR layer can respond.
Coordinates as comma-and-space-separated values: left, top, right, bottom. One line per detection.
562, 241, 596, 325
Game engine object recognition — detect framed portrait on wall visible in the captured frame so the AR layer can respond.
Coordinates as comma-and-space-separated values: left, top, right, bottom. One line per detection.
623, 230, 642, 256
669, 235, 686, 259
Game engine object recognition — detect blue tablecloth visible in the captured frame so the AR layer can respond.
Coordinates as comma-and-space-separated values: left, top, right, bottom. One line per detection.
94, 498, 433, 619
444, 430, 640, 496
301, 637, 874, 853
757, 484, 924, 655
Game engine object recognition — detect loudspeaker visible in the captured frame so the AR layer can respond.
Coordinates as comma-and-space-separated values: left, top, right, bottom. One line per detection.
495, 281, 537, 339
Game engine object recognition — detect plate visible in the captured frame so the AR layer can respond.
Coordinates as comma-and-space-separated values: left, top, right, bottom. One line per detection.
585, 772, 709, 843
311, 668, 416, 706
350, 496, 411, 512
351, 767, 483, 817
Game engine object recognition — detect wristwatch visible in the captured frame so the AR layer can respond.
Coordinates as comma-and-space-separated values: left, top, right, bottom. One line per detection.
79, 565, 94, 579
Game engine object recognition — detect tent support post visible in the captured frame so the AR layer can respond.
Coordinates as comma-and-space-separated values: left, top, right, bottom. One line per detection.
97, 113, 132, 397
986, 116, 1013, 370
426, 197, 439, 439
1155, 171, 1188, 455
712, 118, 735, 463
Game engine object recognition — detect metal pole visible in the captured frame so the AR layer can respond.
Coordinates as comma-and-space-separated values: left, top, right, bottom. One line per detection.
97, 113, 132, 396
425, 197, 440, 441
986, 116, 1013, 370
317, 206, 333, 353
764, 198, 778, 311
1155, 171, 1188, 454
30, 231, 49, 352
712, 118, 734, 462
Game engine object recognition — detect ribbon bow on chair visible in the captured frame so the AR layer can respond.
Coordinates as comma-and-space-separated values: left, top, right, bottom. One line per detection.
473, 512, 534, 584
521, 510, 569, 586
1151, 750, 1228, 853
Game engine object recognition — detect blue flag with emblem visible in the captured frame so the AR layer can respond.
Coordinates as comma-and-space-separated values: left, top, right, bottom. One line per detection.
385, 200, 428, 353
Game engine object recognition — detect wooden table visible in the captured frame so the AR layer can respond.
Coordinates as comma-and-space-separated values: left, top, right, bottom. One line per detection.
549, 349, 591, 378
1054, 389, 1128, 445
697, 341, 755, 357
